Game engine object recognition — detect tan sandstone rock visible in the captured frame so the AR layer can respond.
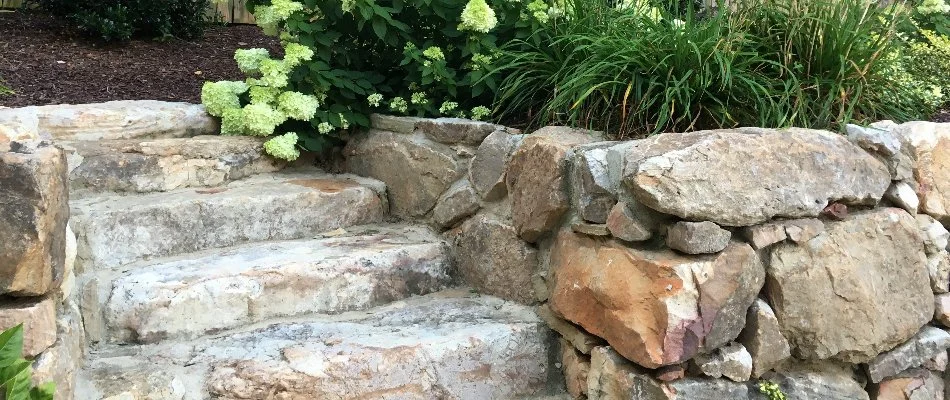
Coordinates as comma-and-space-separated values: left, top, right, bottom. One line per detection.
507, 127, 599, 242
895, 122, 950, 223
0, 142, 68, 296
766, 208, 933, 363
549, 230, 764, 368
625, 128, 890, 226
739, 298, 791, 377
451, 214, 539, 303
560, 338, 590, 399
0, 297, 57, 357
872, 368, 944, 400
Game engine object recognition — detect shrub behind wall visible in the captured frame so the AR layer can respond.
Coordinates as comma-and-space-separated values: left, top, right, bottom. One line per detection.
37, 0, 215, 41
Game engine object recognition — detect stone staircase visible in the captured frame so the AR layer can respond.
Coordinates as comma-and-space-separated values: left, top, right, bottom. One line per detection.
32, 104, 558, 399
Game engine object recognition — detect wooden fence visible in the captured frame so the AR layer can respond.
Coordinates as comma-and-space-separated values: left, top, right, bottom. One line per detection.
0, 0, 256, 24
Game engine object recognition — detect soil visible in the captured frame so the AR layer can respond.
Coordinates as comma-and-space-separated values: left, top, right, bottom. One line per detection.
0, 10, 280, 107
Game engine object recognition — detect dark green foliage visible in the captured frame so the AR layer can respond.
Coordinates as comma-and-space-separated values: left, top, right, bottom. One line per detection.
37, 0, 214, 41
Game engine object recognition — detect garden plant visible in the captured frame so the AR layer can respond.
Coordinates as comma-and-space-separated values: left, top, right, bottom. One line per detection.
203, 0, 950, 159
0, 325, 54, 400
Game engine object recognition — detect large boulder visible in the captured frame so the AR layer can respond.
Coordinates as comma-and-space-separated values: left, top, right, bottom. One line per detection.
624, 128, 890, 226
549, 230, 764, 368
766, 208, 933, 363
572, 144, 618, 224
450, 214, 539, 304
506, 127, 599, 242
0, 142, 68, 296
345, 130, 463, 218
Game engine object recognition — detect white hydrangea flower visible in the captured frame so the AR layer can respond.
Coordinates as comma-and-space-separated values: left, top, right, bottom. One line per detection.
243, 103, 287, 136
234, 48, 271, 74
201, 80, 249, 117
918, 0, 950, 14
318, 122, 334, 134
368, 93, 384, 107
277, 91, 320, 120
390, 97, 409, 113
439, 101, 458, 114
411, 92, 428, 105
459, 0, 498, 33
339, 114, 350, 129
470, 106, 491, 120
263, 132, 301, 161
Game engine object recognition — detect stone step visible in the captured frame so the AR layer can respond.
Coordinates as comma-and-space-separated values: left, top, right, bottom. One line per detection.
62, 135, 284, 194
0, 100, 218, 142
79, 225, 454, 345
76, 290, 554, 400
69, 172, 387, 271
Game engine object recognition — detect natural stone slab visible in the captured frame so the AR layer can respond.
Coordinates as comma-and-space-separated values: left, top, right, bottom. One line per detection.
450, 214, 538, 303
766, 208, 933, 363
605, 201, 653, 242
0, 142, 68, 296
0, 297, 57, 357
550, 230, 764, 368
572, 145, 617, 224
537, 305, 604, 354
626, 128, 891, 226
63, 136, 283, 194
867, 326, 950, 383
885, 181, 920, 215
766, 362, 870, 400
872, 368, 944, 400
83, 225, 453, 344
0, 107, 40, 152
431, 179, 480, 229
927, 251, 950, 294
2, 101, 218, 141
77, 291, 551, 400
741, 223, 787, 250
560, 338, 590, 399
739, 299, 791, 377
468, 130, 524, 201
917, 214, 949, 255
935, 294, 950, 327
693, 343, 753, 382
369, 113, 425, 134
415, 118, 502, 145
895, 122, 950, 222
32, 300, 84, 400
345, 130, 462, 218
70, 172, 386, 270
507, 126, 599, 242
666, 221, 731, 254
922, 350, 947, 371
783, 219, 824, 243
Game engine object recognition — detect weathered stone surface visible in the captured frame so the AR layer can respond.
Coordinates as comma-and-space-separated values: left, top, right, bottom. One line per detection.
451, 214, 538, 303
741, 223, 787, 250
886, 181, 920, 215
922, 350, 947, 371
693, 343, 753, 382
895, 122, 950, 222
872, 368, 944, 400
32, 300, 84, 400
0, 107, 40, 152
572, 222, 610, 236
927, 252, 950, 294
549, 230, 764, 368
783, 219, 824, 243
666, 221, 731, 254
82, 225, 453, 344
469, 130, 524, 201
4, 101, 217, 141
345, 130, 462, 218
0, 142, 68, 296
767, 362, 870, 400
587, 347, 757, 400
537, 305, 604, 354
655, 364, 686, 381
70, 172, 386, 270
369, 113, 425, 134
626, 128, 891, 226
918, 214, 950, 255
560, 338, 590, 399
415, 118, 502, 145
739, 298, 791, 377
61, 223, 76, 300
935, 294, 950, 327
507, 127, 599, 242
847, 123, 902, 157
63, 136, 284, 194
77, 291, 551, 400
0, 297, 56, 357
867, 326, 950, 383
605, 201, 653, 242
573, 145, 617, 223
766, 208, 933, 363
432, 179, 480, 228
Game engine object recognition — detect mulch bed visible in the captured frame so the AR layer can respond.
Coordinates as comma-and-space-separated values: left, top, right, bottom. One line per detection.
0, 10, 280, 107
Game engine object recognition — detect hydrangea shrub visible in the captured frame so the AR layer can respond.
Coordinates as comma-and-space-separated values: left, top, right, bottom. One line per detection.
203, 0, 550, 160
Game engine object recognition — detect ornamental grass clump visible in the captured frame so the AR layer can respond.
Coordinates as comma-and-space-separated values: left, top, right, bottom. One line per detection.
203, 0, 549, 160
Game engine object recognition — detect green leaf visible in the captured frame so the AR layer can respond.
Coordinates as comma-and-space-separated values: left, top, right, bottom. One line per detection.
30, 383, 56, 400
372, 19, 387, 40
0, 325, 23, 368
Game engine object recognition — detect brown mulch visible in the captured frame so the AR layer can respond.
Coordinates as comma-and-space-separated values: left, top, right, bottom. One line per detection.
0, 10, 280, 107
